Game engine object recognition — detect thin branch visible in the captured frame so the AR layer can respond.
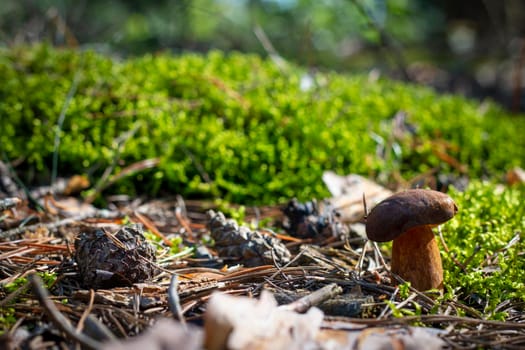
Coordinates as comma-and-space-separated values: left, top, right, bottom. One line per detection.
253, 24, 288, 71
83, 315, 117, 342
0, 209, 123, 240
362, 192, 368, 218
280, 283, 343, 313
0, 197, 21, 211
28, 273, 102, 350
52, 63, 82, 185
252, 248, 307, 294
438, 226, 467, 272
168, 274, 187, 328
84, 122, 142, 203
0, 155, 42, 211
76, 289, 95, 332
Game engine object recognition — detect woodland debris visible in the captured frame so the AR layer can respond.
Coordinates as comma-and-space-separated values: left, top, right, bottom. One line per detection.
72, 284, 166, 309
322, 171, 392, 223
0, 208, 123, 240
74, 224, 157, 289
281, 198, 347, 238
83, 314, 117, 342
43, 196, 97, 217
0, 161, 21, 197
280, 283, 343, 313
272, 288, 374, 318
28, 273, 103, 350
168, 274, 186, 324
2, 193, 524, 349
96, 289, 446, 350
28, 175, 90, 199
317, 325, 447, 350
204, 290, 323, 350
203, 290, 447, 350
101, 319, 202, 350
0, 197, 21, 211
298, 244, 357, 271
207, 210, 291, 267
506, 166, 525, 185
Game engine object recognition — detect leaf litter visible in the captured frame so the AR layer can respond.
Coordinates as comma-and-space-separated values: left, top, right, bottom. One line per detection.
1, 169, 525, 349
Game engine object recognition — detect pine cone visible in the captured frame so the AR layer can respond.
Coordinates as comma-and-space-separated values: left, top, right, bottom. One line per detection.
75, 224, 157, 289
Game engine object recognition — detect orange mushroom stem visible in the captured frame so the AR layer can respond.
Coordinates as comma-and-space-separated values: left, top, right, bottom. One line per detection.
390, 225, 443, 290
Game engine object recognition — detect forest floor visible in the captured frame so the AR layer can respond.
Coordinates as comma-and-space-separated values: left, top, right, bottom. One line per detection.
1, 170, 525, 350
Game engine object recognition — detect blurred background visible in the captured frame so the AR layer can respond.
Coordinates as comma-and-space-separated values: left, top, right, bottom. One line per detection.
1, 0, 525, 111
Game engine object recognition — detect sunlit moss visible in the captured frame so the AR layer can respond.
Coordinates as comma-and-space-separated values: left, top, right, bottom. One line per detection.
442, 182, 525, 318
0, 44, 523, 203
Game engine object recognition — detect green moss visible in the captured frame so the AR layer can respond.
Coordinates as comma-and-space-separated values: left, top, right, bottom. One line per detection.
0, 307, 16, 333
1, 44, 523, 203
442, 182, 525, 317
2, 271, 56, 293
0, 271, 58, 330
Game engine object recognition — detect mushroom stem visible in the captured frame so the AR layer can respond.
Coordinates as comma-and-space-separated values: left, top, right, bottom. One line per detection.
391, 225, 443, 291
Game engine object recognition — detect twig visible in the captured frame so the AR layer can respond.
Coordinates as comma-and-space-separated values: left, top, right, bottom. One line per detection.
168, 274, 187, 328
83, 315, 117, 342
7, 317, 26, 338
0, 197, 21, 211
0, 160, 21, 197
28, 273, 102, 350
269, 248, 290, 284
389, 272, 439, 310
445, 300, 483, 319
84, 122, 143, 203
480, 232, 520, 269
175, 206, 194, 238
0, 154, 42, 211
180, 145, 212, 184
280, 283, 343, 313
76, 289, 95, 332
175, 195, 195, 239
253, 24, 288, 71
105, 158, 160, 192
362, 192, 368, 218
462, 244, 481, 268
356, 240, 368, 274
438, 226, 467, 272
51, 62, 82, 185
252, 249, 307, 294
372, 241, 388, 268
0, 209, 123, 240
377, 287, 398, 319
104, 310, 127, 337
327, 314, 525, 329
384, 292, 418, 318
133, 211, 173, 247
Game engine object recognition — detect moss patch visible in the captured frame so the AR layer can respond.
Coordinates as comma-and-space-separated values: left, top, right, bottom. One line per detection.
441, 182, 525, 318
0, 45, 523, 203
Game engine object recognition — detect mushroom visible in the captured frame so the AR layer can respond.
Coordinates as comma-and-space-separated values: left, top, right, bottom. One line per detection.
365, 189, 458, 291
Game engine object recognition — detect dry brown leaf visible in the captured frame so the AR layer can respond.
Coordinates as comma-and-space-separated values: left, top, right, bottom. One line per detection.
204, 291, 323, 350
322, 171, 392, 223
101, 319, 202, 350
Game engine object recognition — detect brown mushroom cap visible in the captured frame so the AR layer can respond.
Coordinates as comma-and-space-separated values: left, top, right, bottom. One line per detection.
365, 189, 458, 242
